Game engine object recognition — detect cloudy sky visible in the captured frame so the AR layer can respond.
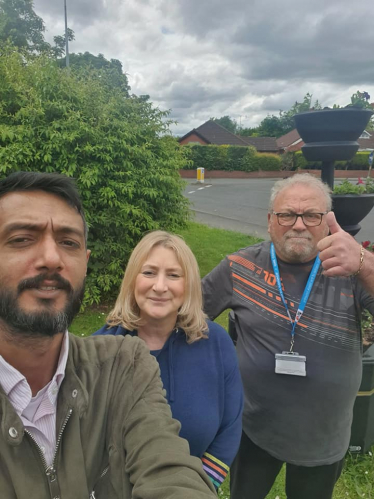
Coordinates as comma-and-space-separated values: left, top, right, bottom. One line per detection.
33, 0, 374, 136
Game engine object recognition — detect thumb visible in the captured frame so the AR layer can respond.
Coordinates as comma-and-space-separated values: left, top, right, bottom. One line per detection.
326, 211, 341, 234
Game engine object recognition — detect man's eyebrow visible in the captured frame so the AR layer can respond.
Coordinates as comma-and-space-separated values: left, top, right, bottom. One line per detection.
55, 226, 85, 238
2, 222, 44, 234
3, 222, 84, 238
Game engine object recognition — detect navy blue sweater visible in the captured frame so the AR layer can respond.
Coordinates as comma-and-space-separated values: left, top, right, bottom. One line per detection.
94, 320, 243, 488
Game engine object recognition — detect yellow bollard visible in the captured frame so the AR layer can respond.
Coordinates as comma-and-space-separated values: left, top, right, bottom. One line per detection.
197, 167, 205, 183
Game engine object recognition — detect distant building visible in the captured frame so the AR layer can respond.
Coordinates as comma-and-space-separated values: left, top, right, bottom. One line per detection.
179, 120, 278, 153
358, 130, 374, 151
276, 129, 304, 153
239, 135, 279, 153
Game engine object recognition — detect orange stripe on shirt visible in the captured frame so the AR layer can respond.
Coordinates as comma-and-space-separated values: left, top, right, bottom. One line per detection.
303, 315, 353, 333
229, 254, 257, 272
232, 272, 266, 294
233, 287, 308, 328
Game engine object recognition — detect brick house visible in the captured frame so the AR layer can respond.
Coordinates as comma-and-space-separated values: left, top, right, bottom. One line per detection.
179, 120, 278, 153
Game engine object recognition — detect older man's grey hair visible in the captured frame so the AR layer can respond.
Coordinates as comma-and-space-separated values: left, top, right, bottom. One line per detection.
268, 174, 332, 212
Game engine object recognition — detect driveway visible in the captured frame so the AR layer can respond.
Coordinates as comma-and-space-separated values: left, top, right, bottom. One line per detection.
184, 178, 373, 243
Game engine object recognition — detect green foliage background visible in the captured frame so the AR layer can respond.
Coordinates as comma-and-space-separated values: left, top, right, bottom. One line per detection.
0, 46, 190, 303
183, 144, 282, 171
288, 151, 373, 171
0, 0, 49, 52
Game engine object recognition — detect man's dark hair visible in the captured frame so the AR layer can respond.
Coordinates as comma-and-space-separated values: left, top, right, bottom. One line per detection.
0, 171, 88, 241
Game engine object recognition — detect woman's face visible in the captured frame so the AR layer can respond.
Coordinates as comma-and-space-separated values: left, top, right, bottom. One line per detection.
135, 246, 185, 324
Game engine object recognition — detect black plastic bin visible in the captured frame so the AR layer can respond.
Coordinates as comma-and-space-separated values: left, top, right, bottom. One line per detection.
349, 343, 374, 453
228, 311, 374, 454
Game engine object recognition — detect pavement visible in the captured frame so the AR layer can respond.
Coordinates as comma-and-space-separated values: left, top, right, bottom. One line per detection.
184, 178, 373, 243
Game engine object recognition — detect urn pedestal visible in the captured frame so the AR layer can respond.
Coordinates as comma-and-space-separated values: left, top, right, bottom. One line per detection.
294, 108, 374, 235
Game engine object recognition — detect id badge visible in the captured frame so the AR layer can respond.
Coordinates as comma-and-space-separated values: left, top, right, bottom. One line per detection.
275, 352, 306, 377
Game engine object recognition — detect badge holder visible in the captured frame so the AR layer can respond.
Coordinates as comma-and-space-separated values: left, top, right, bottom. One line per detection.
275, 351, 306, 377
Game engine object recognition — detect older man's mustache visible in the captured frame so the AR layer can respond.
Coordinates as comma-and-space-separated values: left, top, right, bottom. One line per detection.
284, 231, 312, 241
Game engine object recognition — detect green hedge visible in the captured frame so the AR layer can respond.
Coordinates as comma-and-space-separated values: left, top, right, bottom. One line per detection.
183, 144, 282, 172
249, 153, 283, 171
291, 151, 372, 170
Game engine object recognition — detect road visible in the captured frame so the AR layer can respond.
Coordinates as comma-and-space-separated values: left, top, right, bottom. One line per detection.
184, 178, 373, 243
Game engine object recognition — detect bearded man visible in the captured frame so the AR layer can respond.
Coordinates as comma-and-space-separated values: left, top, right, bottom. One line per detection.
0, 171, 216, 499
202, 173, 374, 499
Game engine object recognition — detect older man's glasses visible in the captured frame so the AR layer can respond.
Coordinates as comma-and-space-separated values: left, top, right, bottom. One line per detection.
272, 212, 327, 227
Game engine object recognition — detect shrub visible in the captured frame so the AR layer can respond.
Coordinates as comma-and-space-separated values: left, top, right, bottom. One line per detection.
294, 151, 372, 170
333, 178, 374, 194
185, 144, 281, 172
293, 152, 310, 169
0, 45, 190, 303
249, 153, 282, 171
226, 145, 255, 170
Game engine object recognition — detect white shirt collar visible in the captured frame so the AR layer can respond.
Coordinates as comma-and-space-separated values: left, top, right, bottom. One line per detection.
0, 331, 69, 415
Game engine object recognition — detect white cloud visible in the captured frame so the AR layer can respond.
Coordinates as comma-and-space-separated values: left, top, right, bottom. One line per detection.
33, 0, 374, 135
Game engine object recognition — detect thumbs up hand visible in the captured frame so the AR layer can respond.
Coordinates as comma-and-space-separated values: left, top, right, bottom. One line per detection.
317, 212, 362, 277
325, 211, 342, 235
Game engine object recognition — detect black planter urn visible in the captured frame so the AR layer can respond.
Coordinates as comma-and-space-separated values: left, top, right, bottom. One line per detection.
332, 194, 374, 236
294, 108, 373, 164
294, 108, 374, 235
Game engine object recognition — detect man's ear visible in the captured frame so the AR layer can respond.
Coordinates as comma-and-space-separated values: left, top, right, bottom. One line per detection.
267, 212, 271, 233
86, 249, 91, 263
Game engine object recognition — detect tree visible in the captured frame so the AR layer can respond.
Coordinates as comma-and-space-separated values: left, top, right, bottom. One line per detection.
0, 45, 190, 303
252, 93, 322, 138
52, 28, 75, 58
255, 115, 287, 138
211, 116, 238, 134
238, 126, 258, 137
334, 91, 374, 131
0, 0, 49, 52
57, 51, 130, 96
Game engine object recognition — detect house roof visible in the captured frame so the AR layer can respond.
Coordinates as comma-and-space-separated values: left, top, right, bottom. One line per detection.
276, 129, 302, 149
239, 136, 278, 152
179, 120, 248, 146
286, 141, 304, 152
358, 132, 374, 150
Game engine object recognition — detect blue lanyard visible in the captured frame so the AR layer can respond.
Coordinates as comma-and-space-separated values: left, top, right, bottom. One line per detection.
270, 243, 321, 347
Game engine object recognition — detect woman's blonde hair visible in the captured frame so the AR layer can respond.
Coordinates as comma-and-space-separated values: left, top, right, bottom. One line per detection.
107, 231, 208, 343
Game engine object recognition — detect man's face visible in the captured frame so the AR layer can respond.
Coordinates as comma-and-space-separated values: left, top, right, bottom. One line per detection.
0, 190, 90, 337
268, 184, 329, 263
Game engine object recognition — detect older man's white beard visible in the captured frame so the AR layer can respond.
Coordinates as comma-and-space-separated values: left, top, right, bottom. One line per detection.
277, 230, 317, 263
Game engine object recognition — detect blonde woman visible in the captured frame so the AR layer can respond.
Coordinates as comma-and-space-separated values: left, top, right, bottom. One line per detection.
94, 231, 243, 489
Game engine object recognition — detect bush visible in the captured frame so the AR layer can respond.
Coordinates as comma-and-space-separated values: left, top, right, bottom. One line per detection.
185, 144, 281, 172
333, 178, 374, 194
293, 151, 372, 170
226, 145, 255, 170
293, 152, 310, 170
248, 153, 282, 171
0, 45, 190, 303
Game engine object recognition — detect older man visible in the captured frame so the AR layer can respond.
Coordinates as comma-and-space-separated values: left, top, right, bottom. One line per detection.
202, 174, 374, 499
0, 171, 216, 499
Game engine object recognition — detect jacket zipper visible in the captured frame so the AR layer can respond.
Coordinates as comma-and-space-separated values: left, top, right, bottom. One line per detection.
25, 408, 73, 499
89, 465, 110, 499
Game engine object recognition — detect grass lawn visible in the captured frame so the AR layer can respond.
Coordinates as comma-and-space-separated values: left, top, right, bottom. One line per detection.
71, 222, 374, 498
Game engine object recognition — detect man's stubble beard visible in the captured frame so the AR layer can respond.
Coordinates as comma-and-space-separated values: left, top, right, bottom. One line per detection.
0, 273, 85, 342
273, 230, 317, 263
